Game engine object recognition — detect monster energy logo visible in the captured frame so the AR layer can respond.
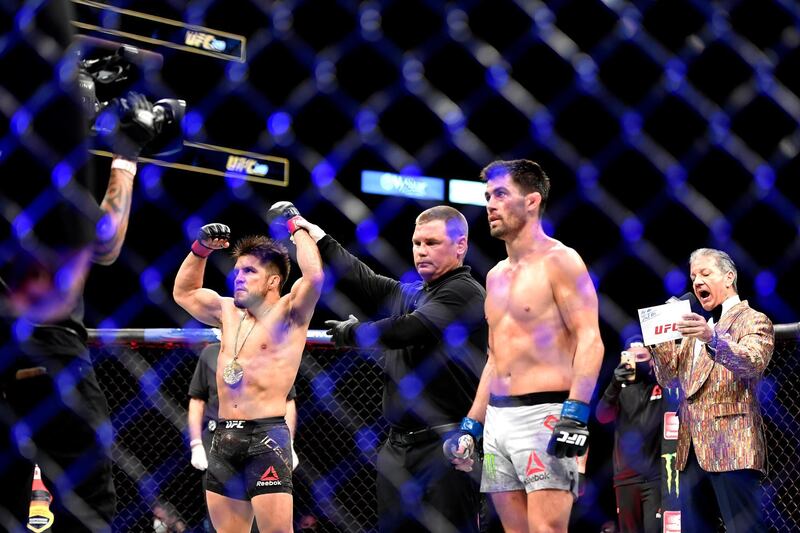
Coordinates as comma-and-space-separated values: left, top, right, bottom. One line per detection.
484, 453, 497, 478
661, 452, 679, 496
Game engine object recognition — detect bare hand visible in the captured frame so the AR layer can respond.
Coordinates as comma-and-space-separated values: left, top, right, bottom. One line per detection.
677, 313, 713, 343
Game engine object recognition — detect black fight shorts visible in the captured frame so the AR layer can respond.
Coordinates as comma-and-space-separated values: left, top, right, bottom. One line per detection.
206, 417, 293, 500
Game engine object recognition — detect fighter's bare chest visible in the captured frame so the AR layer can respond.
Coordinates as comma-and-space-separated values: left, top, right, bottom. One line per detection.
486, 268, 551, 320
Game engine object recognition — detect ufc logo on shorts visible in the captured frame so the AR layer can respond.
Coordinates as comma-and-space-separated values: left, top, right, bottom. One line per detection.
225, 421, 245, 429
555, 431, 586, 446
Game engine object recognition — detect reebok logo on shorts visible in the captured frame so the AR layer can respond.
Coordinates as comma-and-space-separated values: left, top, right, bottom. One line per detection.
525, 451, 551, 482
256, 466, 282, 487
543, 415, 558, 431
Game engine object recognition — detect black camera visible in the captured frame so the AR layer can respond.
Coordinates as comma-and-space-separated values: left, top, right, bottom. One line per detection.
75, 36, 185, 158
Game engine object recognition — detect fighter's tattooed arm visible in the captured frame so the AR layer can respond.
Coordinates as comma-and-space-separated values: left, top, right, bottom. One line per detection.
93, 158, 136, 265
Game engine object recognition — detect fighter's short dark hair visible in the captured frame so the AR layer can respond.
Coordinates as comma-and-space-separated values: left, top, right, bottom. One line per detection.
231, 235, 290, 287
480, 159, 551, 213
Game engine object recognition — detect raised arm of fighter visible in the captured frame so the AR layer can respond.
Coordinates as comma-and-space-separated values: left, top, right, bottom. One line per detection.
271, 203, 324, 325
173, 223, 231, 327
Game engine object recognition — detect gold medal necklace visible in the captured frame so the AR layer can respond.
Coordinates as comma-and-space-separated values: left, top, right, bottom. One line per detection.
223, 312, 256, 386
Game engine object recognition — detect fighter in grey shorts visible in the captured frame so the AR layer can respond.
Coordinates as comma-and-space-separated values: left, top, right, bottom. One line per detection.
480, 391, 579, 498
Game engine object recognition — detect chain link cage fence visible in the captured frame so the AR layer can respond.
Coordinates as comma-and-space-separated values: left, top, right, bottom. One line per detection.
87, 325, 799, 532
89, 329, 387, 533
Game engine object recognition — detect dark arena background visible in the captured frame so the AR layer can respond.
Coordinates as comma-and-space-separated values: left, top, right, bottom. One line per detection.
3, 0, 800, 531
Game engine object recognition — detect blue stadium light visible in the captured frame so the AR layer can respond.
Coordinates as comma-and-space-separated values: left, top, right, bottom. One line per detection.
755, 164, 775, 192
140, 164, 164, 199
95, 213, 115, 243
52, 162, 73, 188
354, 322, 379, 348
443, 323, 468, 347
710, 112, 729, 143
13, 211, 32, 239
98, 318, 118, 333
355, 427, 379, 454
532, 112, 553, 142
621, 216, 643, 243
400, 269, 419, 283
312, 160, 335, 187
268, 111, 292, 136
621, 112, 642, 138
448, 179, 486, 206
312, 478, 334, 503
664, 268, 687, 296
96, 420, 115, 449
577, 164, 598, 189
541, 218, 554, 236
184, 216, 204, 241
139, 368, 160, 397
487, 65, 508, 89
665, 59, 686, 92
140, 267, 162, 294
95, 108, 118, 135
355, 109, 378, 135
55, 260, 81, 293
755, 271, 776, 297
400, 163, 422, 176
398, 374, 423, 400
400, 479, 423, 505
12, 422, 33, 452
711, 218, 731, 243
11, 108, 31, 136
225, 62, 248, 83
758, 375, 777, 407
665, 164, 686, 187
445, 110, 466, 134
361, 170, 445, 201
13, 318, 35, 342
225, 175, 254, 200
356, 218, 379, 244
183, 110, 203, 137
312, 372, 335, 400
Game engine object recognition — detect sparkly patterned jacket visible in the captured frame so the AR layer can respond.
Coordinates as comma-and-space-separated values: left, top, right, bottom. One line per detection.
651, 300, 774, 473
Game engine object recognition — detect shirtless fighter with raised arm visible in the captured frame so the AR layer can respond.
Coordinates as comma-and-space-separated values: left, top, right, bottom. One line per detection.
445, 160, 604, 533
173, 202, 323, 533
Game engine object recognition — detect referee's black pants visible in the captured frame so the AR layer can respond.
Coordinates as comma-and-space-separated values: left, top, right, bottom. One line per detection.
377, 430, 480, 533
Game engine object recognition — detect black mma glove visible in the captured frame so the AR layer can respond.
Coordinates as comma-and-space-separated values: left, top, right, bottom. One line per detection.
442, 417, 483, 472
546, 399, 590, 458
266, 201, 303, 238
114, 92, 157, 158
324, 314, 359, 347
191, 223, 230, 258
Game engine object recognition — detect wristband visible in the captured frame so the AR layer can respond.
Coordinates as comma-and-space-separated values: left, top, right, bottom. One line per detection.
286, 216, 303, 235
191, 240, 213, 258
459, 417, 483, 439
190, 438, 203, 448
111, 157, 137, 176
561, 399, 590, 424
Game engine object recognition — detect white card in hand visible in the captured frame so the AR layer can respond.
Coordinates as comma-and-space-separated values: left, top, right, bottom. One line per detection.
638, 299, 691, 346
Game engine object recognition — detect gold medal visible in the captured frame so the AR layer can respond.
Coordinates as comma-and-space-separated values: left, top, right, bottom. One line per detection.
222, 359, 244, 385
225, 311, 256, 387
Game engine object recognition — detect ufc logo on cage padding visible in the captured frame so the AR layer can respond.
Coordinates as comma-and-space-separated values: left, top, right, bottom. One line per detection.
555, 431, 587, 447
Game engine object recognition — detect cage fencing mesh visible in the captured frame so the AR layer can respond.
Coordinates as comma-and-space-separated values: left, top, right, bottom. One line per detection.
88, 327, 798, 532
